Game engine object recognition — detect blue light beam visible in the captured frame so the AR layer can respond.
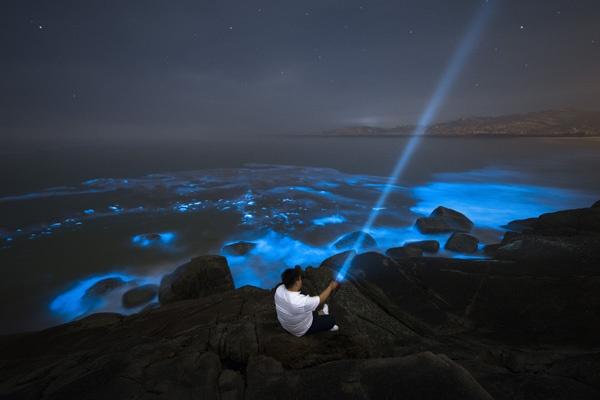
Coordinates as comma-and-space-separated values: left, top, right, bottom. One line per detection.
336, 1, 496, 281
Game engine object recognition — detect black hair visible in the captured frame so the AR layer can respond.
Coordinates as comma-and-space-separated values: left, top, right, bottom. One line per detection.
281, 266, 303, 289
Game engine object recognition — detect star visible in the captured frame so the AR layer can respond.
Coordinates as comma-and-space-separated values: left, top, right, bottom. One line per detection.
519, 25, 525, 30
38, 25, 44, 30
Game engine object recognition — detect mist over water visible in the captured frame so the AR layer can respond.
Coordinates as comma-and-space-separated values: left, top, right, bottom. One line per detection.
1, 137, 599, 334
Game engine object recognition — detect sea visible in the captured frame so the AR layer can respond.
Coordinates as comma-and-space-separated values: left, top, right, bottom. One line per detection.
1, 136, 599, 334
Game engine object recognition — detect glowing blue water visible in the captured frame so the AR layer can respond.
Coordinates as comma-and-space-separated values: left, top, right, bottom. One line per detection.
0, 163, 596, 326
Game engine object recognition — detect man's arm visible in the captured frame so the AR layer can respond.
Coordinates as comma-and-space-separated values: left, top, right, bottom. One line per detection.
318, 280, 339, 305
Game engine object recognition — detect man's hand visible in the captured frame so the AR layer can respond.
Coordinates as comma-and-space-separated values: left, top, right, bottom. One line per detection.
319, 280, 340, 305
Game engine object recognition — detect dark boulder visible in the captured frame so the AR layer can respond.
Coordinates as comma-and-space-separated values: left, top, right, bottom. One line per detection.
222, 241, 257, 256
333, 231, 377, 250
404, 240, 440, 253
593, 200, 600, 208
159, 255, 234, 304
386, 246, 423, 259
416, 206, 474, 233
83, 277, 126, 299
445, 233, 479, 253
122, 284, 158, 308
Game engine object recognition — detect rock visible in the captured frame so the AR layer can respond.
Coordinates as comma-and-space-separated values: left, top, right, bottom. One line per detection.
445, 233, 479, 253
319, 250, 356, 270
534, 207, 600, 235
247, 352, 494, 400
83, 277, 126, 299
483, 243, 501, 257
122, 284, 158, 308
222, 241, 257, 256
502, 217, 537, 232
416, 206, 474, 233
218, 369, 245, 400
404, 240, 440, 253
333, 231, 377, 250
159, 255, 234, 304
2, 242, 600, 399
593, 200, 600, 208
386, 246, 423, 259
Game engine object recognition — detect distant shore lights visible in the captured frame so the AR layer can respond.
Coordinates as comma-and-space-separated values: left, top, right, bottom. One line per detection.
336, 1, 496, 281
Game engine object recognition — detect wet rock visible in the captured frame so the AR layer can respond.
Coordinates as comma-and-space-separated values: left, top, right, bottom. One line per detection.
333, 231, 377, 250
159, 255, 234, 304
122, 284, 158, 308
222, 241, 257, 256
416, 206, 474, 233
445, 233, 479, 253
404, 239, 440, 253
386, 246, 423, 259
83, 277, 126, 299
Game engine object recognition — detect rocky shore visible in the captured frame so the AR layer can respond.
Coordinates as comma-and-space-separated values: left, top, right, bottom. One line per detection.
1, 202, 600, 399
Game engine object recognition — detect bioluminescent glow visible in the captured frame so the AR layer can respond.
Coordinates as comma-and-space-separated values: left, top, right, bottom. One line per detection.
49, 272, 138, 320
313, 214, 347, 226
336, 1, 496, 281
410, 181, 595, 229
131, 231, 176, 248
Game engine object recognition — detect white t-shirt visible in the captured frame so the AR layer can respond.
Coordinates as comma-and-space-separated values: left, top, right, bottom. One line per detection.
274, 284, 320, 337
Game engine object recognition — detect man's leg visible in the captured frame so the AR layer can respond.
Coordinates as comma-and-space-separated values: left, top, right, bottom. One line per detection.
305, 311, 336, 335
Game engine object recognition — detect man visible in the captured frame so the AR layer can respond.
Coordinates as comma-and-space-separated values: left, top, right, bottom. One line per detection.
274, 266, 340, 337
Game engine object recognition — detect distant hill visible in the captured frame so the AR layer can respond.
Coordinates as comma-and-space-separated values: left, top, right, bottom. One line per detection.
321, 109, 600, 137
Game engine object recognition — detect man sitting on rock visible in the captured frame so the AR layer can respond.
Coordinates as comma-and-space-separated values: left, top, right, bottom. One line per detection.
274, 266, 339, 336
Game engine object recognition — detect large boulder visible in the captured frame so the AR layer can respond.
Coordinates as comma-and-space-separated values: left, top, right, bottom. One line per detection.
416, 206, 474, 233
83, 277, 126, 299
404, 240, 440, 253
222, 241, 257, 256
593, 200, 600, 208
122, 284, 158, 308
445, 233, 479, 253
159, 255, 234, 304
333, 231, 377, 250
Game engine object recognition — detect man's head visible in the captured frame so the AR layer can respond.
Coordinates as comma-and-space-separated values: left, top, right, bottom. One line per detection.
281, 266, 303, 291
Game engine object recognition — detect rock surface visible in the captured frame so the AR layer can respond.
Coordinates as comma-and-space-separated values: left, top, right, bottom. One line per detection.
159, 255, 234, 305
222, 241, 257, 256
2, 204, 600, 399
445, 232, 479, 253
122, 284, 158, 308
405, 239, 440, 253
416, 206, 474, 233
386, 246, 423, 259
333, 231, 377, 250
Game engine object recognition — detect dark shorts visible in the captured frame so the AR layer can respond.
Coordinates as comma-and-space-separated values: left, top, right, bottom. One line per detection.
305, 311, 336, 335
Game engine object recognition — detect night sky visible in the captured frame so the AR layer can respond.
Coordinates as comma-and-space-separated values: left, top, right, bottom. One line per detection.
2, 0, 600, 140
